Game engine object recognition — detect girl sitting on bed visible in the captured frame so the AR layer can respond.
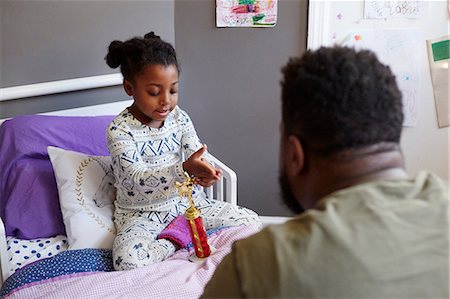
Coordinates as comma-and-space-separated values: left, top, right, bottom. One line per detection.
105, 31, 261, 271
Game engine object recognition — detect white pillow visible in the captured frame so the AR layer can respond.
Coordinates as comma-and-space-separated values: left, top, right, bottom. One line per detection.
47, 146, 116, 250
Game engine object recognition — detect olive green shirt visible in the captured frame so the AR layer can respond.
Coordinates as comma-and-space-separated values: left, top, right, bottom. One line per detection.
202, 172, 449, 298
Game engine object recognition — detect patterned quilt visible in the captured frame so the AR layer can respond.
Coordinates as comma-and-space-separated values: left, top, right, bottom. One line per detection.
1, 225, 260, 299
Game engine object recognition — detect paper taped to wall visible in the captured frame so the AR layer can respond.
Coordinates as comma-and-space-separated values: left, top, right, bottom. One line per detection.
363, 0, 428, 19
216, 0, 278, 27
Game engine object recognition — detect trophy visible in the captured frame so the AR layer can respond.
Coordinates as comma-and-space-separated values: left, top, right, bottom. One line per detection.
175, 172, 211, 259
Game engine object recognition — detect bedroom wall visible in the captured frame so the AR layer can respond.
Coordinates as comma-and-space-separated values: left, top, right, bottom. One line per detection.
174, 0, 308, 216
1, 0, 307, 218
0, 0, 175, 118
308, 1, 449, 181
4, 1, 444, 218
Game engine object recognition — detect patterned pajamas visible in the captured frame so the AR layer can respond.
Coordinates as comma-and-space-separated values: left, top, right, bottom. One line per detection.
113, 195, 260, 271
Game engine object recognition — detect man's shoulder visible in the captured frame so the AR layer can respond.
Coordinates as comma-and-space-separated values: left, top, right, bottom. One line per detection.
233, 219, 307, 257
227, 221, 310, 297
318, 171, 449, 207
415, 171, 449, 195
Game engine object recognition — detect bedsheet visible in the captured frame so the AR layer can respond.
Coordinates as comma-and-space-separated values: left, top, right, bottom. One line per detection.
1, 224, 260, 299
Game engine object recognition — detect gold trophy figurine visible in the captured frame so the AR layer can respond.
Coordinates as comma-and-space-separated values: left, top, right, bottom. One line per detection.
175, 172, 212, 260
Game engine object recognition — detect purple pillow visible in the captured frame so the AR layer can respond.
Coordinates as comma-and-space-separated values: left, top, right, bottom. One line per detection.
0, 114, 114, 239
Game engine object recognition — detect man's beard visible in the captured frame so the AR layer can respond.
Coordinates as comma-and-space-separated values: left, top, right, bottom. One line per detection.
278, 172, 305, 214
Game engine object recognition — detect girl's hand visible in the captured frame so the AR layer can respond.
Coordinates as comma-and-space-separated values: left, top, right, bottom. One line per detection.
183, 145, 221, 187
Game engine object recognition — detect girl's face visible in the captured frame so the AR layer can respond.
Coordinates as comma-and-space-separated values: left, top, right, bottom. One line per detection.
124, 64, 179, 128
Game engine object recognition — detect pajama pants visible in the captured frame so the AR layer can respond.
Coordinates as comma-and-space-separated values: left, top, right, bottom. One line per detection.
112, 195, 261, 271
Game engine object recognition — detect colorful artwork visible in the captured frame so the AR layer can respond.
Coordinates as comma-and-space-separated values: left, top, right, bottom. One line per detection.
216, 0, 278, 27
364, 0, 428, 19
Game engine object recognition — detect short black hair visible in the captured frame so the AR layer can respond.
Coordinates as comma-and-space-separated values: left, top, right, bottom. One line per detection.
281, 46, 403, 157
105, 31, 179, 81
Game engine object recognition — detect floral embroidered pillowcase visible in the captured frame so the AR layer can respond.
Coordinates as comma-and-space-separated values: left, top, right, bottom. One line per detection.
48, 146, 116, 250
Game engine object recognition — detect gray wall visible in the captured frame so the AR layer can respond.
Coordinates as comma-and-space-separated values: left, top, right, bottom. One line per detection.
0, 0, 175, 117
1, 0, 308, 216
174, 0, 308, 216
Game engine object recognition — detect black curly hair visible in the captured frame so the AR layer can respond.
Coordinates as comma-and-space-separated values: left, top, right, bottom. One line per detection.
105, 31, 179, 81
281, 46, 404, 157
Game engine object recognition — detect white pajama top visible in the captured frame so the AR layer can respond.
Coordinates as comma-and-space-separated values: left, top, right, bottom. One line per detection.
107, 106, 204, 212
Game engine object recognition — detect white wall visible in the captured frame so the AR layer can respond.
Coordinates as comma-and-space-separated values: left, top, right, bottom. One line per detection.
309, 0, 449, 180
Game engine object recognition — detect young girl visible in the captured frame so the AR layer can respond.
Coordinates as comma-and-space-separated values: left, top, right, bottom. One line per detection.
105, 32, 261, 271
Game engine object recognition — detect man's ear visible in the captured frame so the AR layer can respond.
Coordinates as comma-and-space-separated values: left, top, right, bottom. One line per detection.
123, 80, 133, 96
286, 135, 305, 176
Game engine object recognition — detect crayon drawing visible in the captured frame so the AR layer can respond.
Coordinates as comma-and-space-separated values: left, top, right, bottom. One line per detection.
216, 0, 278, 27
364, 0, 427, 19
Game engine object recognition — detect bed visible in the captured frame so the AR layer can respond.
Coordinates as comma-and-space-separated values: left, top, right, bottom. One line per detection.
0, 100, 262, 298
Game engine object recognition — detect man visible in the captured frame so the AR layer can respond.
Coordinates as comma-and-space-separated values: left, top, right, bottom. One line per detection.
201, 47, 449, 298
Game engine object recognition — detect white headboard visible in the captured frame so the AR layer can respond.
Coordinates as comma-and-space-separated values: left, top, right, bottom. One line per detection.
42, 100, 133, 117
0, 100, 133, 125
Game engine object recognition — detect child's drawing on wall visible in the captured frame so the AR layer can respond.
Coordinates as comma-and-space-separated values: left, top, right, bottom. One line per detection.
363, 0, 428, 19
216, 0, 278, 27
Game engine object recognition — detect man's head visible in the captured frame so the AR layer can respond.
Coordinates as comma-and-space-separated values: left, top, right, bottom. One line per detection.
279, 46, 404, 213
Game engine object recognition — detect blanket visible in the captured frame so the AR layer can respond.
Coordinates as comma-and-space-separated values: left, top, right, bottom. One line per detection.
1, 225, 260, 299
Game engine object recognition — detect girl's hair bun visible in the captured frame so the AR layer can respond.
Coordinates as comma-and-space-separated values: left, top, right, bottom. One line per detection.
105, 40, 124, 68
144, 31, 161, 41
105, 31, 179, 79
